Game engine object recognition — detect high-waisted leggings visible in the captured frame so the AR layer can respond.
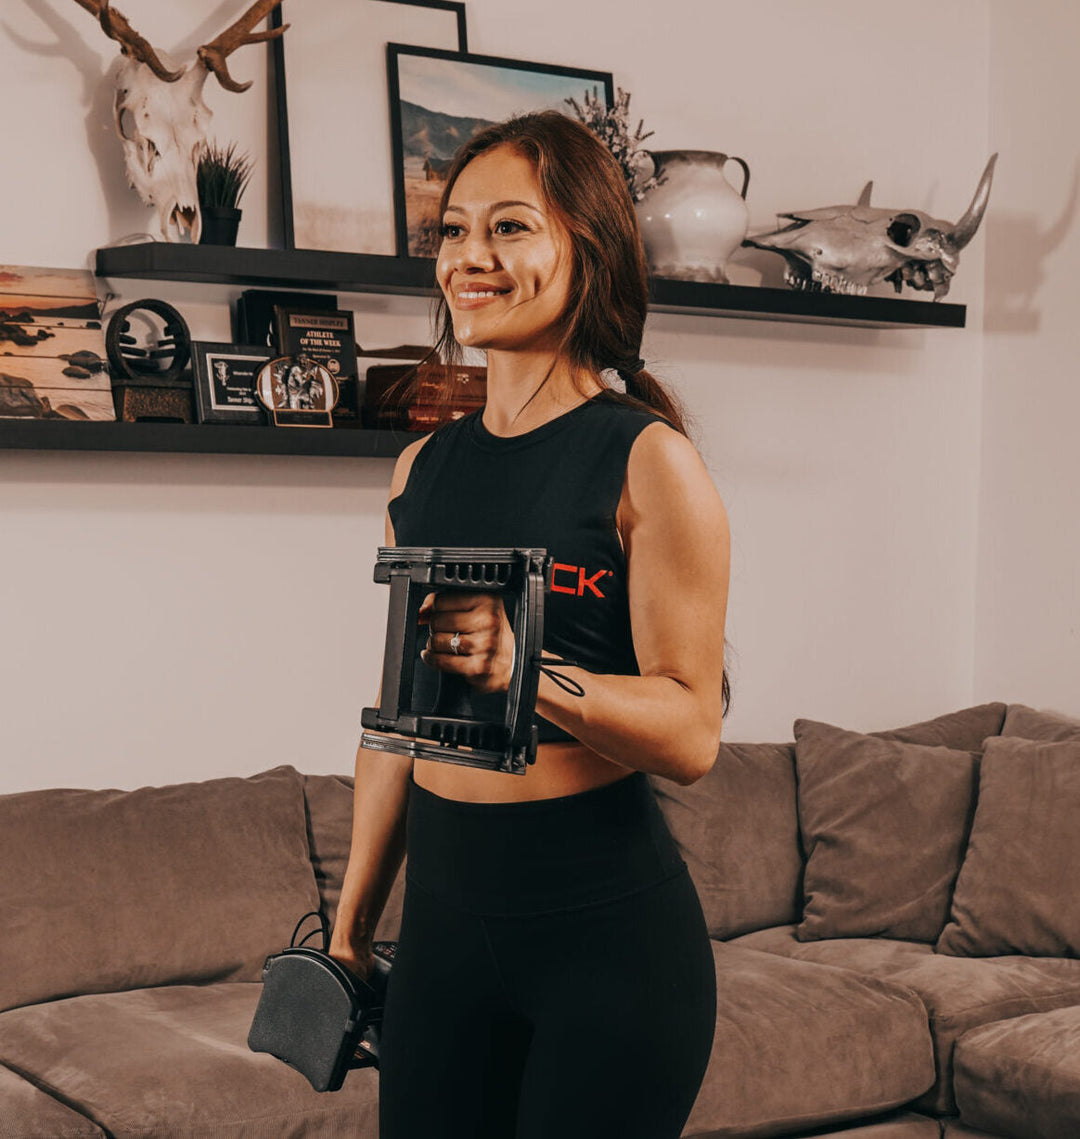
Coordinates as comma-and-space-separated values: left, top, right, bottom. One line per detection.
377, 769, 717, 1139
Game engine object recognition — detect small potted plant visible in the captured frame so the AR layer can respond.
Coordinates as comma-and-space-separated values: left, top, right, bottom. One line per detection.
197, 140, 254, 245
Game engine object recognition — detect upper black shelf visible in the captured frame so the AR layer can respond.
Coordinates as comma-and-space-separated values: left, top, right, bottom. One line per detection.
95, 243, 966, 330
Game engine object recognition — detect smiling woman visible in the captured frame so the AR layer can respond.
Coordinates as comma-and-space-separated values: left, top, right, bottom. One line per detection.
434, 154, 577, 388
330, 109, 731, 1139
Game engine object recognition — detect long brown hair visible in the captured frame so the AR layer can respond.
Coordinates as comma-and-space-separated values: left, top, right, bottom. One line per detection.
397, 109, 732, 719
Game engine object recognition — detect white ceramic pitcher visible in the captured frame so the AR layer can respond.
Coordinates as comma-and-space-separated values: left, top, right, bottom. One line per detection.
635, 150, 751, 284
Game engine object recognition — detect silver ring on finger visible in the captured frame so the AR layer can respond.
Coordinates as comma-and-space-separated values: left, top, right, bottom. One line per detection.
449, 631, 462, 656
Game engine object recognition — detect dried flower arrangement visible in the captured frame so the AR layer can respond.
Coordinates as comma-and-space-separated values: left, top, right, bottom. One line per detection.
564, 86, 661, 203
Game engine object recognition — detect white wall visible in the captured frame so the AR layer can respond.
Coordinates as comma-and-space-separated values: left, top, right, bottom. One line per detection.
973, 0, 1080, 714
1, 0, 992, 793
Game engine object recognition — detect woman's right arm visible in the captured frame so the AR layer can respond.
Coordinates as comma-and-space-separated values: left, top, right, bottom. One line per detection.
328, 433, 431, 979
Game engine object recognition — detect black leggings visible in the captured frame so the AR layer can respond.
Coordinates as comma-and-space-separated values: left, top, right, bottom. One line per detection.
378, 770, 717, 1139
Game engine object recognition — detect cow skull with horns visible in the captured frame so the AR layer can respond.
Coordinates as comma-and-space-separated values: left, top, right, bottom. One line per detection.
73, 0, 288, 243
743, 154, 998, 300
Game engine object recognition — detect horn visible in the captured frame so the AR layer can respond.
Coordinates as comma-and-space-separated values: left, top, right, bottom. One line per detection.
950, 153, 998, 250
857, 181, 873, 207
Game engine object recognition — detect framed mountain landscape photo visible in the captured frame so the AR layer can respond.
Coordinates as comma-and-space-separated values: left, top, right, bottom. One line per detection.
386, 45, 613, 257
0, 266, 114, 421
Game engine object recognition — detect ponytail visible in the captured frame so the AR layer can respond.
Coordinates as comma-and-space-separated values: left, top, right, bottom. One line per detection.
614, 364, 689, 437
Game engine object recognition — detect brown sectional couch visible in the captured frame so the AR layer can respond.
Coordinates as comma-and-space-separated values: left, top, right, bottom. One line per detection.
2, 701, 1079, 1138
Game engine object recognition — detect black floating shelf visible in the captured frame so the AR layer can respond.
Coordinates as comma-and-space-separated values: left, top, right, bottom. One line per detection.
95, 243, 965, 330
96, 243, 438, 298
0, 418, 414, 458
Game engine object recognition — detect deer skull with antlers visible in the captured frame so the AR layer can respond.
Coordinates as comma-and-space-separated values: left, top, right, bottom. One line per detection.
73, 0, 288, 242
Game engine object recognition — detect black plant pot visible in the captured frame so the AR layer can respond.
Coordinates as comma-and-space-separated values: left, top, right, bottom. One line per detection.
199, 206, 242, 246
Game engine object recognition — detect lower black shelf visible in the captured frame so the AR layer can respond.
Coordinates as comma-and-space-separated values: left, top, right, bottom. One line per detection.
0, 418, 414, 458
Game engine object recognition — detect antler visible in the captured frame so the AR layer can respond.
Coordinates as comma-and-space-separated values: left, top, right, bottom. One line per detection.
197, 0, 289, 94
71, 0, 184, 82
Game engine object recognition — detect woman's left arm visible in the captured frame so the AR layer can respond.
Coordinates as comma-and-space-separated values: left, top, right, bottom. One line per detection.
534, 423, 730, 785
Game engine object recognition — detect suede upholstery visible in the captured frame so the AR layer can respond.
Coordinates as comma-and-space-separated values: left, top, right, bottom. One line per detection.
793, 720, 978, 942
302, 772, 355, 931
0, 1066, 105, 1138
810, 1120, 941, 1139
938, 737, 1080, 957
648, 741, 803, 939
2, 702, 1070, 1139
954, 1005, 1080, 1139
0, 985, 380, 1139
870, 702, 1007, 751
1000, 703, 1080, 741
0, 765, 319, 1014
681, 942, 934, 1138
733, 924, 1080, 1115
302, 772, 407, 944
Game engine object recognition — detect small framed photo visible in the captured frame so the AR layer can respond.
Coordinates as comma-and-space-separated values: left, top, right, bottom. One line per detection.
387, 44, 614, 257
191, 342, 273, 424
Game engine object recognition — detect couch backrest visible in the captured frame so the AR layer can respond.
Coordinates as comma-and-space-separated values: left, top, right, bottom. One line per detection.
649, 743, 804, 940
302, 773, 406, 945
0, 764, 320, 1013
300, 702, 1012, 948
650, 701, 1010, 942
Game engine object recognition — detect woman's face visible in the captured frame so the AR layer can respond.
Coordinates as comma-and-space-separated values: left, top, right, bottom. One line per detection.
435, 145, 573, 354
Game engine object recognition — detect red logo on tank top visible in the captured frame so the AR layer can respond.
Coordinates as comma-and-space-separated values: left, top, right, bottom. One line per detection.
551, 563, 612, 598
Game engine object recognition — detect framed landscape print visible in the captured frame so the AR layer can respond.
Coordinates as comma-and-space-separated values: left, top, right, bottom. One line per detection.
0, 266, 114, 420
271, 0, 467, 255
386, 45, 614, 257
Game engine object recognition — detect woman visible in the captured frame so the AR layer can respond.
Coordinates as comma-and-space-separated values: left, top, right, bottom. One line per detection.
330, 109, 731, 1139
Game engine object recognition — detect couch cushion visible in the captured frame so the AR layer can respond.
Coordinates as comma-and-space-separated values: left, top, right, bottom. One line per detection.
0, 1064, 104, 1138
719, 1114, 940, 1139
733, 924, 1080, 1115
954, 1005, 1080, 1139
778, 1117, 941, 1139
0, 766, 320, 1013
302, 773, 407, 942
683, 941, 933, 1137
0, 984, 379, 1138
872, 702, 1007, 750
793, 719, 978, 942
1001, 703, 1080, 741
648, 743, 802, 939
941, 1125, 999, 1138
937, 737, 1080, 957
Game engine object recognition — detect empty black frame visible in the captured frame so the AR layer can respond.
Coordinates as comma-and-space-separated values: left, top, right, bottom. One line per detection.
270, 1, 468, 253
386, 43, 614, 258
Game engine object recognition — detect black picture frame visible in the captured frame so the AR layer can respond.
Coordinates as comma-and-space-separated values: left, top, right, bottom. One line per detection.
191, 342, 273, 425
386, 45, 614, 258
270, 1, 468, 254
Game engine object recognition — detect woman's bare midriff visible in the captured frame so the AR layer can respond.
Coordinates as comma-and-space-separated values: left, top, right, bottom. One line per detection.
412, 739, 635, 803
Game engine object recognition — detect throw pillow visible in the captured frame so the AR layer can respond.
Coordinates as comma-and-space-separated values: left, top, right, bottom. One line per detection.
794, 719, 978, 942
937, 736, 1080, 957
872, 701, 1007, 750
0, 765, 319, 1013
1001, 703, 1080, 742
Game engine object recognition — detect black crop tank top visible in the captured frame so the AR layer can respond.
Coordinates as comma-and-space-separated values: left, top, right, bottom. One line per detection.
387, 391, 676, 743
